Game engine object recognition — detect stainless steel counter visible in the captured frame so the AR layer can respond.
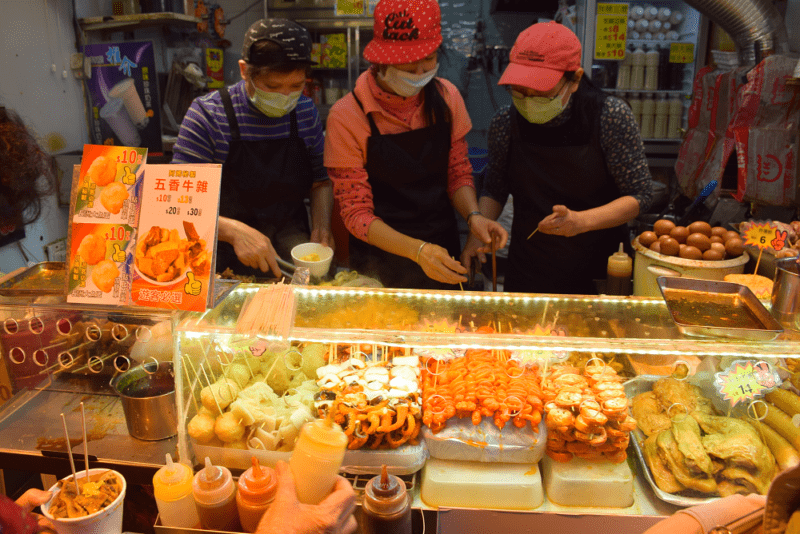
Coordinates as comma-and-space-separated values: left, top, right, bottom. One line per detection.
0, 375, 176, 485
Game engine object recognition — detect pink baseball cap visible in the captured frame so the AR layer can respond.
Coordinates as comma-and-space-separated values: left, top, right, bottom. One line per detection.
363, 0, 443, 65
498, 22, 582, 92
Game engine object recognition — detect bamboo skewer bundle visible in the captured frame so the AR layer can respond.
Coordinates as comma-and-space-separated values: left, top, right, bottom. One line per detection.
236, 283, 297, 338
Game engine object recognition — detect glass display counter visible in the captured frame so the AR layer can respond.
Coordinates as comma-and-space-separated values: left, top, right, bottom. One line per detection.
171, 285, 800, 533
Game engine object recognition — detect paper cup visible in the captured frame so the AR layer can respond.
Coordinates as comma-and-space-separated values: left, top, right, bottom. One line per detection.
41, 468, 126, 534
109, 78, 148, 128
100, 98, 141, 147
291, 243, 333, 278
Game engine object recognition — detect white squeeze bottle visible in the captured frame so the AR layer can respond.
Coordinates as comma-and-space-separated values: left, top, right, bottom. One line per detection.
153, 453, 200, 528
289, 418, 348, 504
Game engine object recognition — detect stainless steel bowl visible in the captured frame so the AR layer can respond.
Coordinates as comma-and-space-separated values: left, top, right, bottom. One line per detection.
112, 361, 176, 441
771, 257, 800, 331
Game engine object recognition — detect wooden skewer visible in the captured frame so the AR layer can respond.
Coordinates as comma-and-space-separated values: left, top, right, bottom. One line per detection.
61, 413, 80, 495
199, 364, 224, 415
80, 403, 90, 484
527, 227, 539, 239
181, 355, 201, 414
492, 244, 497, 292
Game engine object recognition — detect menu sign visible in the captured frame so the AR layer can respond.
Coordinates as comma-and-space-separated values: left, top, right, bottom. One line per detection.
129, 164, 222, 311
66, 145, 147, 306
66, 145, 223, 311
594, 3, 628, 60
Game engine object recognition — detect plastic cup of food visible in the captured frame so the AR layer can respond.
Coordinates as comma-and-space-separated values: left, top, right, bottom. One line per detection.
40, 468, 126, 534
291, 243, 333, 278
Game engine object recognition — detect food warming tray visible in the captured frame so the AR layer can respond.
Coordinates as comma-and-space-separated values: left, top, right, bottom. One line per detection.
0, 262, 66, 296
624, 375, 718, 507
656, 276, 783, 340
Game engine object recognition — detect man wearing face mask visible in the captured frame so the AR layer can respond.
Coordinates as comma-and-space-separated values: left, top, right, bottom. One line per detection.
172, 19, 333, 278
324, 0, 507, 289
461, 22, 653, 294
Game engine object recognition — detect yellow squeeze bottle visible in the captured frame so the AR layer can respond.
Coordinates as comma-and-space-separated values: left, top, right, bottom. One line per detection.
289, 419, 348, 504
153, 453, 200, 528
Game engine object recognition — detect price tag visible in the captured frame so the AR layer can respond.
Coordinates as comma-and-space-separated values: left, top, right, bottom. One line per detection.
669, 42, 695, 63
743, 221, 787, 251
714, 360, 781, 407
336, 0, 365, 16
594, 3, 628, 60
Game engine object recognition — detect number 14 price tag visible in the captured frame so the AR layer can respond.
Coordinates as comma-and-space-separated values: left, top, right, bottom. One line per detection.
714, 360, 781, 407
594, 3, 628, 60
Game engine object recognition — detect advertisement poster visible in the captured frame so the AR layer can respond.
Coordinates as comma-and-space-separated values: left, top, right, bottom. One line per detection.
82, 41, 163, 157
130, 164, 222, 312
206, 48, 224, 89
66, 145, 148, 306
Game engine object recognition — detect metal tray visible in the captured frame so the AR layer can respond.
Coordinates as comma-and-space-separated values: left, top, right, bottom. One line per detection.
624, 375, 718, 508
656, 276, 783, 341
0, 262, 66, 296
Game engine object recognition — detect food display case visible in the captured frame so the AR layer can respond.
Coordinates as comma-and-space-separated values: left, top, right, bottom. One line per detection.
171, 284, 800, 532
0, 266, 238, 484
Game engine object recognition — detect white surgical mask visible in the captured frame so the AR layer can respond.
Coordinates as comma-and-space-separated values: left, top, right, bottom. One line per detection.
511, 83, 571, 124
378, 64, 439, 97
249, 86, 302, 117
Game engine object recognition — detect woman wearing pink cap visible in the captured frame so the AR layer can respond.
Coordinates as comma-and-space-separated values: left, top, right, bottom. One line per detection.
461, 22, 653, 295
324, 0, 507, 289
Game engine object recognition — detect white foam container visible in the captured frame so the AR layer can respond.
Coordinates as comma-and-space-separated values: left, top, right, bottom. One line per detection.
421, 458, 543, 510
41, 468, 126, 534
542, 455, 633, 508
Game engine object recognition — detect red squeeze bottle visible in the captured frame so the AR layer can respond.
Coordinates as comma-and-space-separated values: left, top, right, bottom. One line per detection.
236, 457, 277, 533
361, 465, 412, 534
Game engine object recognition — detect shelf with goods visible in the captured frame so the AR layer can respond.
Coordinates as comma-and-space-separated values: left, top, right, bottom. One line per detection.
576, 0, 708, 150
78, 12, 201, 35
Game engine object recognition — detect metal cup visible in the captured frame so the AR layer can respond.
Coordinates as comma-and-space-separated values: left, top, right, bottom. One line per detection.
771, 257, 800, 330
112, 361, 176, 440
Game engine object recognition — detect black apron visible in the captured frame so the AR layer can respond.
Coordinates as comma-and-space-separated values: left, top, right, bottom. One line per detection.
505, 81, 627, 295
216, 86, 313, 275
348, 91, 460, 289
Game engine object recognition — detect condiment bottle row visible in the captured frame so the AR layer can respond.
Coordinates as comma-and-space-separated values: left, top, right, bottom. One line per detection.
152, 419, 413, 534
628, 92, 683, 139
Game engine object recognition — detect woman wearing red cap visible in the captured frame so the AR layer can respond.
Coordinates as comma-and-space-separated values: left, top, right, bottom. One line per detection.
324, 0, 507, 289
461, 22, 653, 295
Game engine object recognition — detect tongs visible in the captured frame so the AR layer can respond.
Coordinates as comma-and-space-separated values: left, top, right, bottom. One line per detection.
276, 257, 296, 279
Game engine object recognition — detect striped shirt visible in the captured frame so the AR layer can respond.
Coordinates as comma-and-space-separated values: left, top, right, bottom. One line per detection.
171, 80, 328, 182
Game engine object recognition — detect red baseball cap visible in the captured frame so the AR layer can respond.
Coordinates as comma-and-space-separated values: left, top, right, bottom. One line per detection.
363, 0, 443, 65
498, 22, 582, 92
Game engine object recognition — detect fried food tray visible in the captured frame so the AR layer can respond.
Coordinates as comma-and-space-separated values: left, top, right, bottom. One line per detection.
624, 375, 718, 508
0, 262, 66, 296
656, 277, 783, 341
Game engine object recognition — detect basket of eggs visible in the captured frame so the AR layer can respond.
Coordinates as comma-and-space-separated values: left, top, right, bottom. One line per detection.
632, 219, 750, 297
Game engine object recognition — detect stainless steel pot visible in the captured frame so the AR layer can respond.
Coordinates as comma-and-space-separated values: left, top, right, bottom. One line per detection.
771, 257, 800, 330
112, 361, 177, 441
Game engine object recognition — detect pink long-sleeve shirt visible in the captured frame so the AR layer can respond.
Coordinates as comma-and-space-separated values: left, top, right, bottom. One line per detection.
324, 67, 474, 242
